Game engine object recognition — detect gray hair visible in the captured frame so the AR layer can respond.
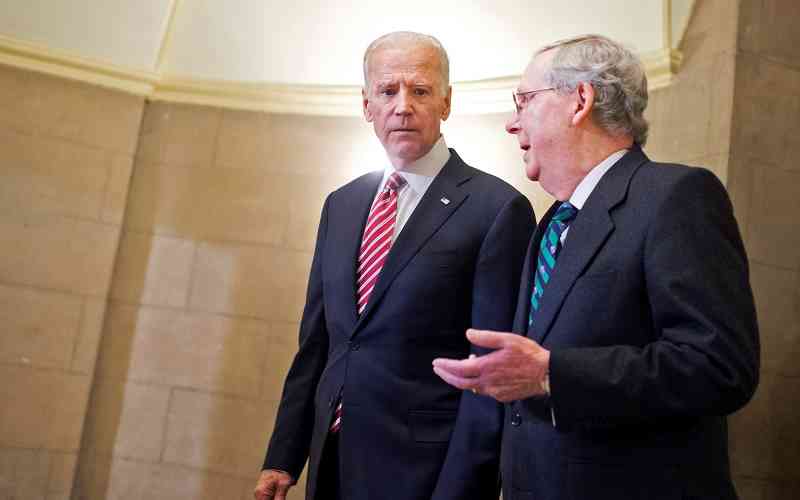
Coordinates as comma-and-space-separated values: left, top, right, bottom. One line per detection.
363, 31, 450, 94
538, 34, 649, 146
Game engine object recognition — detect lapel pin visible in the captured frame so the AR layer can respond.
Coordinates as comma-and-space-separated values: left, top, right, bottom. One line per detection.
440, 197, 450, 205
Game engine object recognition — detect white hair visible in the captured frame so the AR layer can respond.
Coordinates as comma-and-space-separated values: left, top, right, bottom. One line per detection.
363, 31, 450, 94
538, 34, 649, 145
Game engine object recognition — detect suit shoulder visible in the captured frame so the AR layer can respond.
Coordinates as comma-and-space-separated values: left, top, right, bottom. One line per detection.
625, 161, 733, 229
328, 171, 380, 199
461, 163, 527, 201
631, 161, 726, 202
635, 160, 721, 187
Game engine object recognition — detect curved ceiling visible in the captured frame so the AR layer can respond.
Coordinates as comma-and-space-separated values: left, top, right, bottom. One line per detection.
0, 0, 694, 115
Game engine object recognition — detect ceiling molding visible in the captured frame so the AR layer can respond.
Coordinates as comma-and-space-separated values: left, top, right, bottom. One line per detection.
0, 34, 682, 116
0, 34, 157, 95
152, 77, 363, 116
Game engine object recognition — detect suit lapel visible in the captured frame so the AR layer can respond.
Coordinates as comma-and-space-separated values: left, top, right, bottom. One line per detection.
353, 151, 472, 334
532, 148, 649, 345
330, 170, 383, 329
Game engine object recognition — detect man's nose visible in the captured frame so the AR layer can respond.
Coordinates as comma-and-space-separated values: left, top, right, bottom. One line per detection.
505, 113, 520, 134
394, 88, 413, 115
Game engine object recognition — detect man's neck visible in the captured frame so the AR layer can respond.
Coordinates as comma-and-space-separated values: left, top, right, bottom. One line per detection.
556, 134, 633, 201
389, 136, 449, 176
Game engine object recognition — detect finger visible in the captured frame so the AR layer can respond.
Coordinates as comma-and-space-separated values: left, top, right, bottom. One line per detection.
254, 481, 271, 500
431, 356, 481, 378
274, 483, 290, 500
466, 329, 516, 349
433, 365, 479, 391
260, 482, 277, 500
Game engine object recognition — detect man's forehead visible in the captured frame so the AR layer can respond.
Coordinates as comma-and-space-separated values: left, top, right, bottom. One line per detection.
371, 45, 439, 67
369, 62, 440, 87
520, 54, 549, 88
372, 66, 434, 82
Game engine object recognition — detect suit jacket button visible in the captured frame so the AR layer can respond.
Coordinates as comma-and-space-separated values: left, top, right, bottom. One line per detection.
351, 342, 360, 351
511, 413, 522, 427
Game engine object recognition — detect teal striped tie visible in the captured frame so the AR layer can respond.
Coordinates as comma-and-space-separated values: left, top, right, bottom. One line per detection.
529, 202, 578, 327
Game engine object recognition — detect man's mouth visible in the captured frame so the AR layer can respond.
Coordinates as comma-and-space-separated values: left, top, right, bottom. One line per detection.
520, 144, 531, 151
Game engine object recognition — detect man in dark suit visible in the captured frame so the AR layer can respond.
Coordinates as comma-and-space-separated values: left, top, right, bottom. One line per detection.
254, 31, 535, 500
433, 34, 759, 500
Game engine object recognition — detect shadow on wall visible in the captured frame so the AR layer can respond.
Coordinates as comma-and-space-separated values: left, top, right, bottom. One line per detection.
72, 103, 376, 498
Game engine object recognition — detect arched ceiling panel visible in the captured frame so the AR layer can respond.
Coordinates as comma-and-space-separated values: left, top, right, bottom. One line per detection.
0, 0, 695, 114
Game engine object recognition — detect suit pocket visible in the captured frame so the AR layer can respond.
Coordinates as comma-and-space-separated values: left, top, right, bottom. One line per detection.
408, 409, 457, 443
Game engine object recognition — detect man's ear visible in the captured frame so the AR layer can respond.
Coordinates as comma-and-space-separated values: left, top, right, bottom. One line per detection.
441, 86, 452, 121
362, 88, 373, 122
572, 82, 595, 127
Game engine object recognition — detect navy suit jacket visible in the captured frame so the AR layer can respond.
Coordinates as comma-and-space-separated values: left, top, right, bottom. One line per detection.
501, 147, 759, 500
265, 150, 535, 500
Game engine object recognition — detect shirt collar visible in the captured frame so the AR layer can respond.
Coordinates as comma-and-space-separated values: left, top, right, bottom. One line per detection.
569, 149, 628, 210
381, 136, 450, 193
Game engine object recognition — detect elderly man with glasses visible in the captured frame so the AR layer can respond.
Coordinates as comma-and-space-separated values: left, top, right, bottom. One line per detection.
434, 34, 759, 500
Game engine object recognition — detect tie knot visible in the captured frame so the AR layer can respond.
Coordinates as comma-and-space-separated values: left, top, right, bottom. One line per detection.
553, 201, 578, 224
385, 172, 406, 192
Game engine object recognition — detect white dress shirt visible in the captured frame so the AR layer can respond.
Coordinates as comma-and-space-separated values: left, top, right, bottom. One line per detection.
561, 149, 628, 244
373, 135, 451, 243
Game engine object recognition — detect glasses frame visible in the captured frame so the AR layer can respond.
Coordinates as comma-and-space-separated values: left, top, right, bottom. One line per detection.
513, 87, 555, 113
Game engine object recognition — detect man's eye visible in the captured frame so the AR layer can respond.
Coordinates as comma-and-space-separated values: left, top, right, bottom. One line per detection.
414, 88, 429, 96
381, 88, 396, 96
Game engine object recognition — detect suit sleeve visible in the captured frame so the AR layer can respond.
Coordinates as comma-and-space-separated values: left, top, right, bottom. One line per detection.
263, 195, 331, 478
432, 193, 535, 500
549, 168, 759, 424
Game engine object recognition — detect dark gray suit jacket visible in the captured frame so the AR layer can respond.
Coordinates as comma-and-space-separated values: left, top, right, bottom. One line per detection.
502, 147, 759, 500
265, 150, 535, 500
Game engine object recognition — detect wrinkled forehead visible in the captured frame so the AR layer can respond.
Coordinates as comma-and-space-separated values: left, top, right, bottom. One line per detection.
367, 46, 442, 84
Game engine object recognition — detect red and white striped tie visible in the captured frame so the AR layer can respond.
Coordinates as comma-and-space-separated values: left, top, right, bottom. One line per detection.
330, 173, 405, 435
355, 172, 406, 315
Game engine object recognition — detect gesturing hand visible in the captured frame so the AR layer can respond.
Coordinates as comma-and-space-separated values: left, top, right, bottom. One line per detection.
432, 329, 550, 402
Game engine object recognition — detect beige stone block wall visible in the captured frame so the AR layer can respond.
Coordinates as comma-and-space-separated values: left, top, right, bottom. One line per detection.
74, 106, 375, 499
73, 95, 544, 498
645, 0, 738, 181
0, 64, 144, 499
0, 448, 77, 500
642, 1, 800, 496
3, 1, 798, 496
727, 0, 800, 497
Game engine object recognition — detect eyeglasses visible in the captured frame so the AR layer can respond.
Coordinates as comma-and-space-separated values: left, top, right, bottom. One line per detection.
512, 87, 555, 113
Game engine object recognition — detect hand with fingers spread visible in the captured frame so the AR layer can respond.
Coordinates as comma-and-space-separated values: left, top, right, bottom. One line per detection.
432, 328, 550, 402
254, 469, 294, 500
